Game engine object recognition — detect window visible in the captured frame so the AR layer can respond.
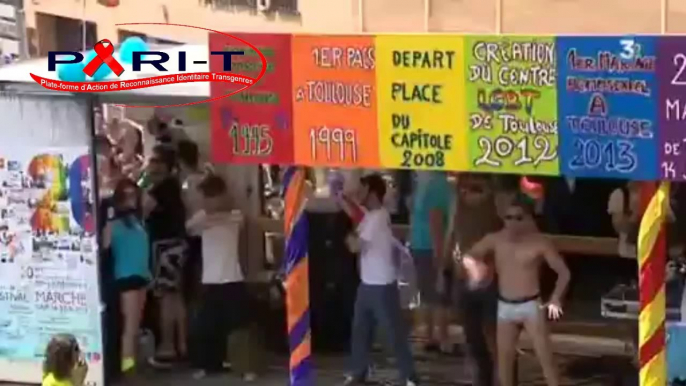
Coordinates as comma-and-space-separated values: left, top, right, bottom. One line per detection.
35, 13, 97, 55
204, 0, 299, 15
117, 30, 182, 46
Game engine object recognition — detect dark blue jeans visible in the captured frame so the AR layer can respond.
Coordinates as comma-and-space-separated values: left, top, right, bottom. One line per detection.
349, 283, 416, 383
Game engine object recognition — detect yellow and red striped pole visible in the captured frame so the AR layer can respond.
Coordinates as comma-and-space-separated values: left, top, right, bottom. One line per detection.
638, 181, 670, 386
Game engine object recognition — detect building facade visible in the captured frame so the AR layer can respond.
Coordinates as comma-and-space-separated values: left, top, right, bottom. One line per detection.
23, 0, 686, 58
24, 0, 354, 56
0, 0, 25, 60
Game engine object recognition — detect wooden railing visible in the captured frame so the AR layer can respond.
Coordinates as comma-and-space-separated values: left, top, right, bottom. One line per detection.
253, 216, 621, 258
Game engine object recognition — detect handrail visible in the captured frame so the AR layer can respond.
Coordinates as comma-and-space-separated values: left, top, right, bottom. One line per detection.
253, 216, 621, 258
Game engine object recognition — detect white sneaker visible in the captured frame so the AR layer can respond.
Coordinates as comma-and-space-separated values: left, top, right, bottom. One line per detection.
406, 380, 418, 386
192, 370, 207, 380
243, 372, 257, 382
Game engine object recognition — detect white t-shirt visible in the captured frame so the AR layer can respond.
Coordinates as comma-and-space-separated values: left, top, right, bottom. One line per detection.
187, 210, 244, 284
357, 208, 397, 285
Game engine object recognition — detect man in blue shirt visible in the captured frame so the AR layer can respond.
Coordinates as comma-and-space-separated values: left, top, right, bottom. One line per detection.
410, 171, 453, 352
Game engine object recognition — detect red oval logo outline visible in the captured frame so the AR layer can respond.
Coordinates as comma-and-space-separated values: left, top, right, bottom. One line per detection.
114, 23, 268, 108
35, 23, 269, 109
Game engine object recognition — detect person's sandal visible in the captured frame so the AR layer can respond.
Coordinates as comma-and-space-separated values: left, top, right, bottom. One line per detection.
148, 355, 174, 370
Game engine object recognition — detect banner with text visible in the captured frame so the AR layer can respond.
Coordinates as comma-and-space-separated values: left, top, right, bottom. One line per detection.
376, 35, 468, 171
658, 37, 686, 181
465, 36, 559, 175
204, 33, 686, 180
557, 36, 659, 180
291, 35, 378, 167
210, 33, 294, 164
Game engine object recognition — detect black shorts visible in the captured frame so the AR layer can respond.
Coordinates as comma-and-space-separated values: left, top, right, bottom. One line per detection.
116, 276, 150, 292
184, 236, 203, 299
152, 238, 188, 295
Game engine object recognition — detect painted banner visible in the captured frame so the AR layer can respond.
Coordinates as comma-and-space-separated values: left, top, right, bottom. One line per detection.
465, 36, 559, 175
210, 33, 294, 164
376, 35, 468, 171
658, 37, 686, 181
291, 35, 378, 167
0, 149, 102, 384
557, 36, 659, 180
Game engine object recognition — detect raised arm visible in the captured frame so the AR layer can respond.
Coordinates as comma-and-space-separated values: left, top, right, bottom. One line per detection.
464, 233, 496, 262
346, 210, 389, 255
345, 233, 362, 254
336, 193, 365, 225
142, 191, 157, 218
459, 233, 496, 287
185, 210, 207, 236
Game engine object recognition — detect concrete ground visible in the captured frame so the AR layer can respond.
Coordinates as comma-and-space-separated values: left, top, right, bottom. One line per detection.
113, 320, 644, 386
121, 342, 637, 386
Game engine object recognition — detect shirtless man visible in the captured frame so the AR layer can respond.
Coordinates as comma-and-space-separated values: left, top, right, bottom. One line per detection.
458, 193, 571, 386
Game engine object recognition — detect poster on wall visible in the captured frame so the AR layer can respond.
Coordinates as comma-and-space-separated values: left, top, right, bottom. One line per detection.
210, 33, 294, 164
291, 35, 378, 168
0, 149, 101, 386
465, 36, 559, 175
0, 95, 102, 386
557, 36, 659, 180
376, 35, 468, 171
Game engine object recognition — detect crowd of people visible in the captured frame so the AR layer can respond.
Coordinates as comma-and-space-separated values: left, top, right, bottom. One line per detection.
334, 171, 570, 386
92, 118, 572, 385
94, 114, 253, 382
39, 102, 663, 386
45, 108, 577, 386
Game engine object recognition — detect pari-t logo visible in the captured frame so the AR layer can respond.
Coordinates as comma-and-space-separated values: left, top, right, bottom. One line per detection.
30, 24, 269, 108
47, 39, 244, 75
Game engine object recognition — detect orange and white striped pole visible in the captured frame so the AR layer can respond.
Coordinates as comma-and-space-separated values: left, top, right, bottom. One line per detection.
638, 181, 670, 386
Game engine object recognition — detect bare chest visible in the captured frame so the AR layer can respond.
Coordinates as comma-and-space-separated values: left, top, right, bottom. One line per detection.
494, 240, 541, 271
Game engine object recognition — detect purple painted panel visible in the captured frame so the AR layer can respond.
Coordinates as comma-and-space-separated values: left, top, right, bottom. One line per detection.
658, 37, 686, 180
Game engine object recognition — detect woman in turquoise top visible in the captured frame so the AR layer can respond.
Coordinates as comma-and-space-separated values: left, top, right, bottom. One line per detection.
103, 178, 151, 374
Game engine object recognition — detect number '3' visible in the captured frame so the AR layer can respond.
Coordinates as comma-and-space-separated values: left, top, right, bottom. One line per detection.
613, 141, 637, 173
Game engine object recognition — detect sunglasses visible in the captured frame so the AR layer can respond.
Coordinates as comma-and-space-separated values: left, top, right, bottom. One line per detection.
504, 214, 524, 222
